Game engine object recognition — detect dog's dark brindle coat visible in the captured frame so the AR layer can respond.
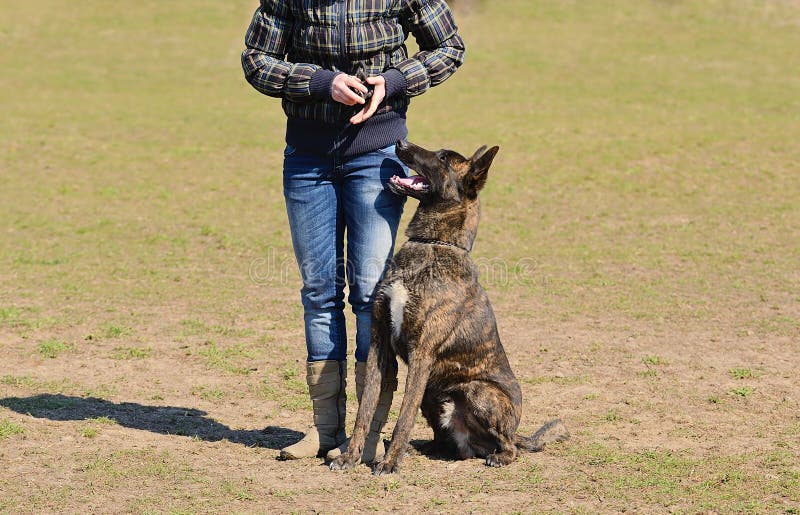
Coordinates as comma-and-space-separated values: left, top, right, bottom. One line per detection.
330, 141, 568, 475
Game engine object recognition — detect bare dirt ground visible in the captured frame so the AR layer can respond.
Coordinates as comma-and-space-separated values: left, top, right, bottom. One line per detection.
1, 294, 798, 513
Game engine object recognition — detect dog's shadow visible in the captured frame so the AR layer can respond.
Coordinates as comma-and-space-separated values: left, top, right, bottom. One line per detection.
406, 439, 462, 462
0, 394, 302, 449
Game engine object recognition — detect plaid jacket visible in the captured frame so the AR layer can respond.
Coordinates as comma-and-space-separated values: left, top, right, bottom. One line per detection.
241, 0, 466, 125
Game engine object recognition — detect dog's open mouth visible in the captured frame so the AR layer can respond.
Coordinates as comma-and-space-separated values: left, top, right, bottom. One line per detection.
389, 174, 430, 193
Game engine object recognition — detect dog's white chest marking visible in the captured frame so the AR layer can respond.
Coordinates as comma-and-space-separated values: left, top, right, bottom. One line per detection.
441, 400, 474, 458
440, 401, 456, 428
385, 282, 409, 342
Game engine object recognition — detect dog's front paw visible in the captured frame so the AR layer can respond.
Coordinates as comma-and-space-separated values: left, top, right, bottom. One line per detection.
329, 452, 360, 471
372, 459, 400, 476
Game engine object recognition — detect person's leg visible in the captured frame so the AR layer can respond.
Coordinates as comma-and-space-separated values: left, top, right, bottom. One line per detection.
341, 144, 408, 362
282, 147, 347, 362
279, 146, 347, 460
325, 144, 406, 462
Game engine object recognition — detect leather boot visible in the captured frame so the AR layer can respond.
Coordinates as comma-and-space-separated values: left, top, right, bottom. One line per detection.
279, 360, 347, 460
326, 360, 397, 463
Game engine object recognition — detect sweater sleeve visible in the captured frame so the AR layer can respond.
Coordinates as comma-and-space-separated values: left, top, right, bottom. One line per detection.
392, 0, 466, 98
241, 0, 334, 101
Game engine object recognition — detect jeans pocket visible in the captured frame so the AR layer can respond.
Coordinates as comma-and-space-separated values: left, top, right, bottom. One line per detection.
283, 144, 297, 157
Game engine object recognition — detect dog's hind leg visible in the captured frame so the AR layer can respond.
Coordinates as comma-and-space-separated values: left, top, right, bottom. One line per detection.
372, 353, 433, 475
484, 428, 518, 467
458, 382, 521, 467
330, 302, 396, 471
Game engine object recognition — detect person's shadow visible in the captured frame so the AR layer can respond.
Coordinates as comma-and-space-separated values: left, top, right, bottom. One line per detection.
0, 394, 302, 449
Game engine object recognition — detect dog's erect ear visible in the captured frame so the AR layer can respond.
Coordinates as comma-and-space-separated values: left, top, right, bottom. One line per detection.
470, 146, 488, 161
469, 145, 500, 193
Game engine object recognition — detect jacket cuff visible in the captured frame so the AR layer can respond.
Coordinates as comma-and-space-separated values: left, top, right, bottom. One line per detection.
381, 68, 407, 99
310, 69, 339, 99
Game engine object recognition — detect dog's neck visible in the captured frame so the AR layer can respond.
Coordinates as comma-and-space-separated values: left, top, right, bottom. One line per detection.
405, 199, 480, 252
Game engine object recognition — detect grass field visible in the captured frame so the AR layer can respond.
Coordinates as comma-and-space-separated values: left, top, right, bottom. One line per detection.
1, 0, 799, 512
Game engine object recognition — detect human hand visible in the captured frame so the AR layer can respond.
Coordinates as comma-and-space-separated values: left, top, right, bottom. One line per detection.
350, 75, 386, 125
331, 73, 368, 106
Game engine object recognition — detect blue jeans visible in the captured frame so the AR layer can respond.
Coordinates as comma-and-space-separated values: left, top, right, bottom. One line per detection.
283, 144, 408, 363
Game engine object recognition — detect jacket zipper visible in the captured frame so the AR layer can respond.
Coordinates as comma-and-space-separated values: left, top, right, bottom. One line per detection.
338, 0, 348, 72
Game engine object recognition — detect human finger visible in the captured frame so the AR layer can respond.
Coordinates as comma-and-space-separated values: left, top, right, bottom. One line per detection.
332, 75, 367, 106
350, 79, 385, 124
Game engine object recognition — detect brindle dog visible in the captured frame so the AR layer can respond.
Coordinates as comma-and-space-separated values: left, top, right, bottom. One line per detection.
330, 141, 568, 475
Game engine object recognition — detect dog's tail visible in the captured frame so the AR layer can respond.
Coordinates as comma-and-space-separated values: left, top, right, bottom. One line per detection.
515, 419, 570, 452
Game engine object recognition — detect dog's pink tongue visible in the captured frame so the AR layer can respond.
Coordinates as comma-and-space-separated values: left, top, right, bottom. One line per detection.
391, 175, 429, 189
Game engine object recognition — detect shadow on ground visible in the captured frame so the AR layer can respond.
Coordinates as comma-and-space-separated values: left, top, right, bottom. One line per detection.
0, 394, 302, 449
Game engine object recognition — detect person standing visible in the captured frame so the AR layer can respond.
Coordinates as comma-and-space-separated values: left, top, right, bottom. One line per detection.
241, 0, 465, 461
